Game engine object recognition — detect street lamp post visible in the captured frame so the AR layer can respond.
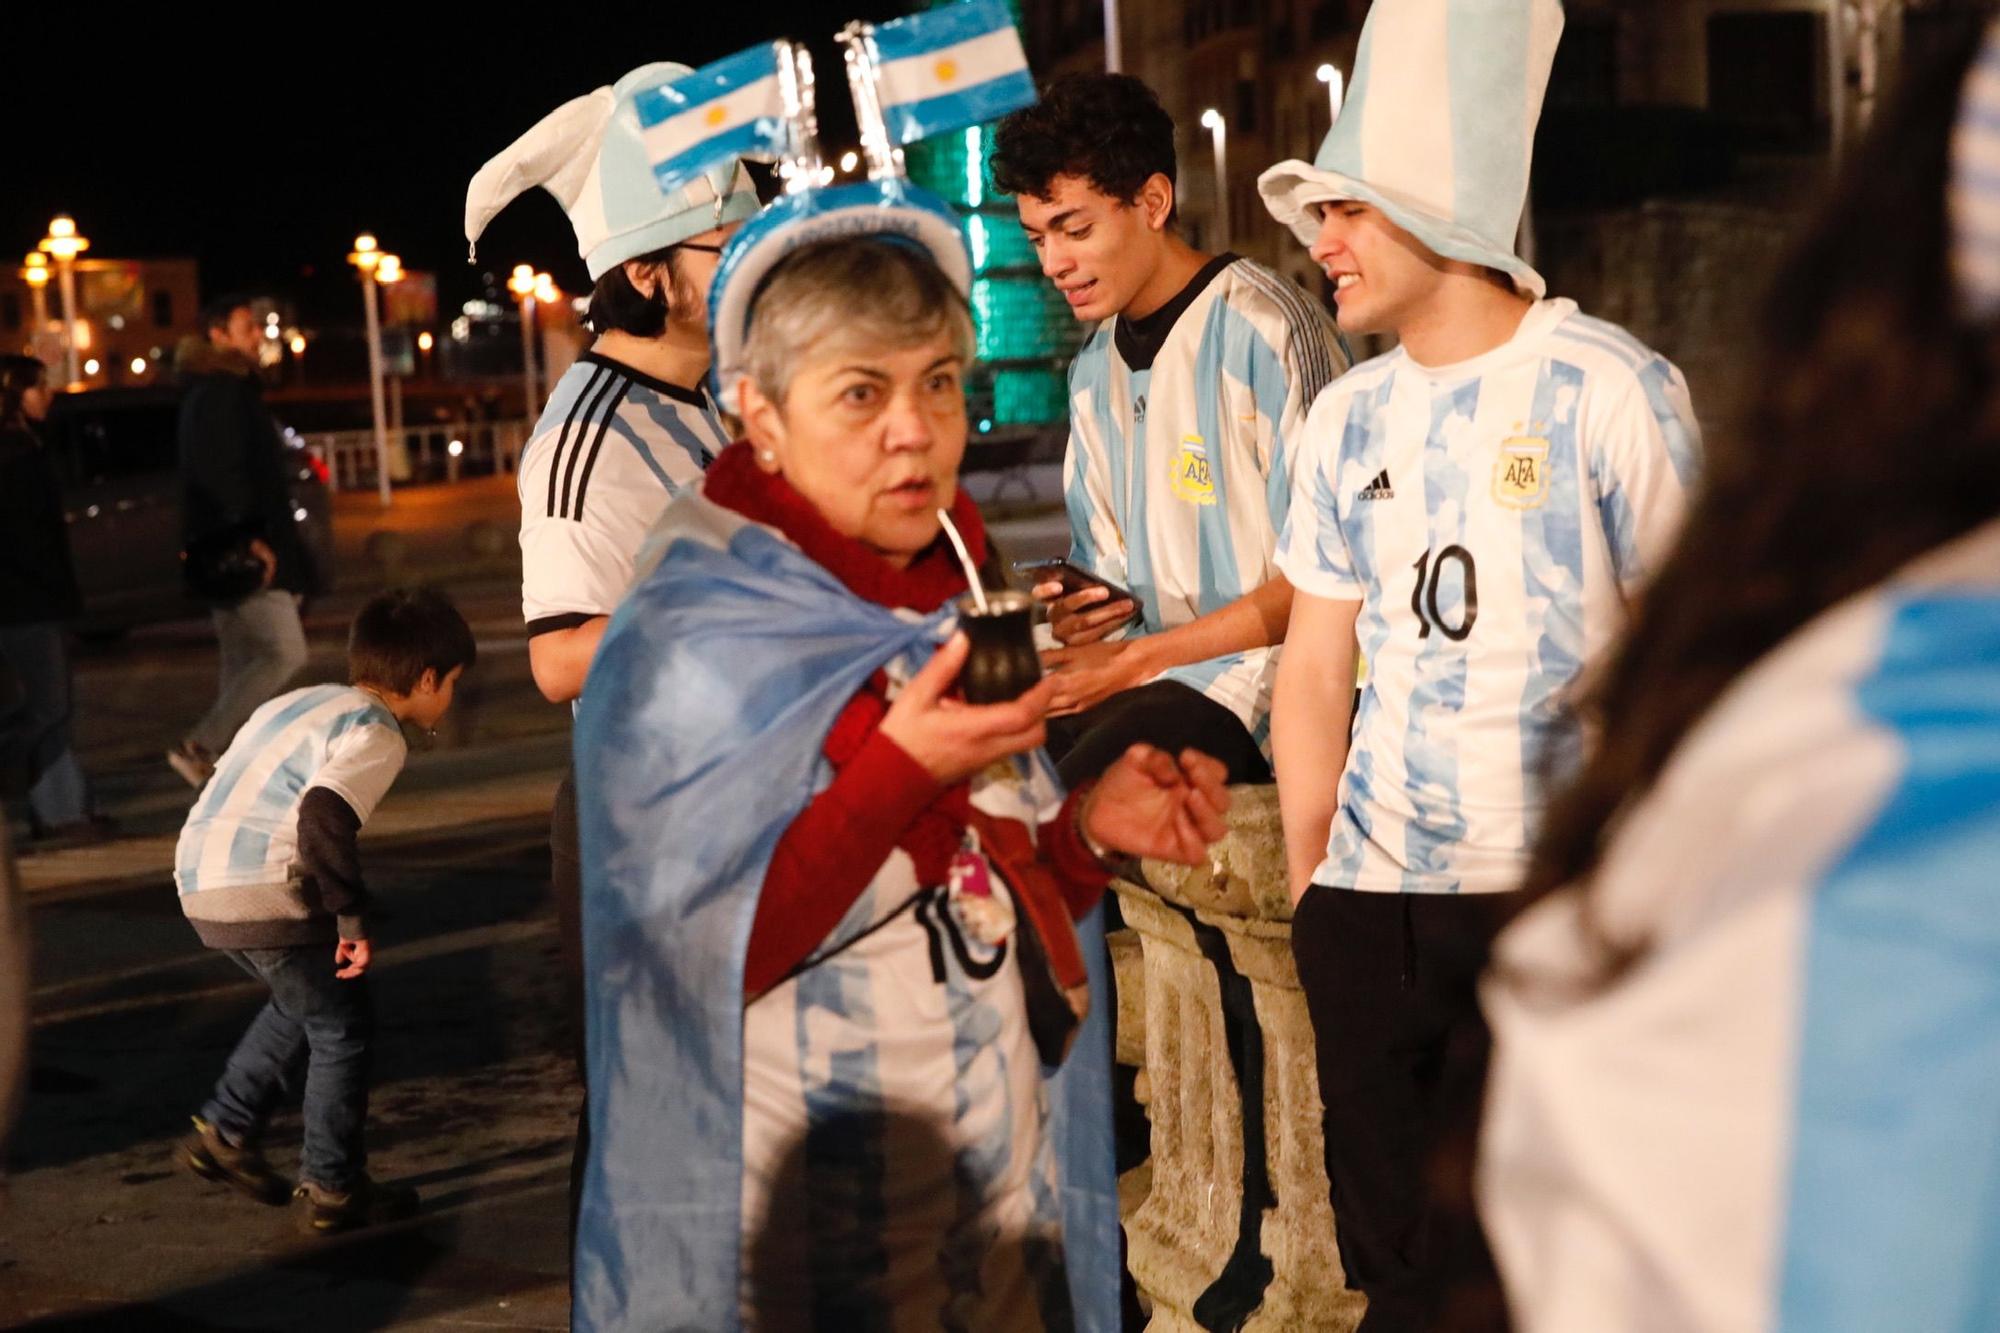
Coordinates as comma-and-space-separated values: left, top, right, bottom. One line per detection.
20, 255, 49, 351
1200, 109, 1229, 251
508, 265, 541, 416
347, 234, 402, 508
38, 216, 89, 387
1315, 63, 1345, 133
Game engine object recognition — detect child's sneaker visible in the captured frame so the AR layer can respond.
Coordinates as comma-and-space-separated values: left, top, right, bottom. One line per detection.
166, 740, 216, 790
177, 1115, 288, 1205
293, 1174, 420, 1234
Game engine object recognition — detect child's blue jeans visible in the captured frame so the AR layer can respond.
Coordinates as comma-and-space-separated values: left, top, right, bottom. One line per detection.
200, 945, 373, 1191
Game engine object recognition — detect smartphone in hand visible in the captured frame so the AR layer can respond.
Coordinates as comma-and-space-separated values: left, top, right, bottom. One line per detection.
1012, 559, 1144, 622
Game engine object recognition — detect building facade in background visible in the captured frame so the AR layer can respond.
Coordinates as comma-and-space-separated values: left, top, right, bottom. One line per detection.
0, 258, 199, 389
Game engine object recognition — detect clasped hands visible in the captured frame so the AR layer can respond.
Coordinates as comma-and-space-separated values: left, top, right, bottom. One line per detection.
877, 633, 1230, 866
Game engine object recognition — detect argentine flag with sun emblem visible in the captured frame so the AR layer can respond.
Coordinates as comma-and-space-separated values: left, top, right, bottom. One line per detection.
630, 44, 792, 197
873, 0, 1036, 145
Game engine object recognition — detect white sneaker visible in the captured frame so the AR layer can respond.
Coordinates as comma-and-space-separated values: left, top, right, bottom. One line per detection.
167, 741, 216, 789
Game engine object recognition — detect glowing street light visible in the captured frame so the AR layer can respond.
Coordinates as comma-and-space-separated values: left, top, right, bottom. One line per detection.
38, 215, 90, 386
533, 272, 559, 305
416, 330, 434, 352
1199, 109, 1229, 251
19, 254, 50, 347
838, 150, 860, 174
1316, 63, 1345, 130
289, 333, 307, 356
348, 232, 398, 506
508, 264, 542, 413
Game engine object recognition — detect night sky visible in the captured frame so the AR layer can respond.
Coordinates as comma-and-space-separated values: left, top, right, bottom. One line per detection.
4, 8, 913, 322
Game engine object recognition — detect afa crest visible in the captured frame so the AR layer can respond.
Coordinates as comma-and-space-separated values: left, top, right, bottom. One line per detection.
1170, 435, 1217, 506
1492, 436, 1551, 510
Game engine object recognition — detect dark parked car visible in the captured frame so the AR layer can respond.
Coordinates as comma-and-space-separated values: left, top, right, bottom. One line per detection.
36, 388, 335, 637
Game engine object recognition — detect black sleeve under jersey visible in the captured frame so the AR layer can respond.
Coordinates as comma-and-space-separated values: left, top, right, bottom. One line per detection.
298, 786, 368, 941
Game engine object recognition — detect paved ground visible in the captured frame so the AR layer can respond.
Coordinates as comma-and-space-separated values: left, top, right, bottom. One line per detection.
2, 467, 1069, 1330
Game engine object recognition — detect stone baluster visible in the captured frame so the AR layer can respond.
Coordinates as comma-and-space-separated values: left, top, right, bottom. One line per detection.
1110, 785, 1364, 1331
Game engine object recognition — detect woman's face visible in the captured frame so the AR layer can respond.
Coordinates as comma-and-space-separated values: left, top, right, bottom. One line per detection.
741, 329, 968, 569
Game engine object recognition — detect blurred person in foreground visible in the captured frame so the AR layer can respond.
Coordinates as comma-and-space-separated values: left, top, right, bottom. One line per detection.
0, 353, 111, 844
571, 204, 1231, 1328
1479, 16, 2000, 1333
169, 297, 321, 788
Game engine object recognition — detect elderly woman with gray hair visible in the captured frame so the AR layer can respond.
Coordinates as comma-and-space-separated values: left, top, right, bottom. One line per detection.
569, 227, 1230, 1333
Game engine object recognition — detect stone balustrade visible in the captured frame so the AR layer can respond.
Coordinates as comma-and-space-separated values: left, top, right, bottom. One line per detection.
1110, 784, 1364, 1331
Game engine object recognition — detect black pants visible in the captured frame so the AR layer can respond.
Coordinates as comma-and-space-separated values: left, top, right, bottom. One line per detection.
550, 769, 588, 1251
1042, 678, 1270, 788
1291, 885, 1517, 1333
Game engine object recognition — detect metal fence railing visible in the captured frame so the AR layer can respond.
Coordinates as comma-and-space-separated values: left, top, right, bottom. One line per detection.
300, 419, 531, 492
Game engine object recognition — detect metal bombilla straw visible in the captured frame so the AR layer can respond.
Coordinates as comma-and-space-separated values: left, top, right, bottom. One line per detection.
936, 510, 988, 611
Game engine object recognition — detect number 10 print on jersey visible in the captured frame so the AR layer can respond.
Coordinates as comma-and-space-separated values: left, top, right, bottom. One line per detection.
1276, 298, 1701, 894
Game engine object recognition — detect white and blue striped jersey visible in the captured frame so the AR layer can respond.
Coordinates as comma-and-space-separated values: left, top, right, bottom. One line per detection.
1479, 519, 2000, 1333
1278, 298, 1699, 894
175, 685, 406, 894
518, 350, 733, 631
1064, 255, 1347, 746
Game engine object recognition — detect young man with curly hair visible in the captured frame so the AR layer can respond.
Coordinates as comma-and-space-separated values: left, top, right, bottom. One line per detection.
992, 73, 1350, 788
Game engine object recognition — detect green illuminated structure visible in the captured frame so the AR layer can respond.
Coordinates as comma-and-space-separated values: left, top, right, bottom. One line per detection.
903, 0, 1080, 433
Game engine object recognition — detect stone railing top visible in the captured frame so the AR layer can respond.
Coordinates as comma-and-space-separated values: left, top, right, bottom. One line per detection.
1134, 783, 1292, 926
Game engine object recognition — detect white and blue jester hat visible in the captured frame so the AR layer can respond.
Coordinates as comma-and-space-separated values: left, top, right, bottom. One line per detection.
1258, 0, 1565, 298
465, 63, 762, 281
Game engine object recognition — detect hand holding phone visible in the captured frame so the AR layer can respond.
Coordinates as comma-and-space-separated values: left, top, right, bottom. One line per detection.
1012, 559, 1142, 647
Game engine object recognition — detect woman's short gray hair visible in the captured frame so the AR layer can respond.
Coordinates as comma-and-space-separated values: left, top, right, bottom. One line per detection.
742, 237, 976, 408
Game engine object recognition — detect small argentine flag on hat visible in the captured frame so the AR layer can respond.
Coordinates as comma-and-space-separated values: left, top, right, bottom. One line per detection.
630, 45, 795, 198
871, 0, 1037, 145
1258, 0, 1564, 299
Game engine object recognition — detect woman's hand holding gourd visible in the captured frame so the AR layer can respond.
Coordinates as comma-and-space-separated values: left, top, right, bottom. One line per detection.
880, 633, 1057, 787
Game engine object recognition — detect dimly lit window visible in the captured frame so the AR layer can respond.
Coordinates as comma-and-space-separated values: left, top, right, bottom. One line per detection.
1708, 11, 1824, 151
153, 290, 175, 328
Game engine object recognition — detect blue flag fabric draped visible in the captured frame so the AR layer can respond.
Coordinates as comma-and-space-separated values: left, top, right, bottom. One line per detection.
572, 490, 1120, 1332
629, 43, 792, 197
872, 0, 1038, 145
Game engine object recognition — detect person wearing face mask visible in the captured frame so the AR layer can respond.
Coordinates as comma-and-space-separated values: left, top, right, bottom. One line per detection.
990, 74, 1350, 789
0, 354, 109, 845
465, 66, 762, 1237
1257, 2, 1702, 1328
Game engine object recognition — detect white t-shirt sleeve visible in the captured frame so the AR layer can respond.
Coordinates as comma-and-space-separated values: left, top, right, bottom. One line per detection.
1589, 361, 1702, 592
311, 721, 409, 824
517, 416, 698, 627
1276, 385, 1366, 600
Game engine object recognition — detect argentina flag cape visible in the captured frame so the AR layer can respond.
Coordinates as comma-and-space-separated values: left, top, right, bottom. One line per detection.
572, 486, 1119, 1332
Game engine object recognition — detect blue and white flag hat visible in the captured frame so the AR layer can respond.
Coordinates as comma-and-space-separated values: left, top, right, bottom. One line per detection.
1950, 17, 2000, 322
1257, 0, 1564, 299
466, 62, 762, 281
706, 178, 973, 413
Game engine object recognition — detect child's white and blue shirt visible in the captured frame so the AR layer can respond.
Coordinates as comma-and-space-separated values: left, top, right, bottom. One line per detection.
1065, 255, 1348, 747
175, 685, 406, 941
1277, 298, 1700, 894
518, 351, 734, 633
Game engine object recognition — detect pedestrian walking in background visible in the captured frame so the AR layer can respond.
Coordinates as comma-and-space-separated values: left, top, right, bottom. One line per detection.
174, 587, 474, 1233
169, 297, 320, 790
0, 353, 111, 846
1480, 15, 2000, 1331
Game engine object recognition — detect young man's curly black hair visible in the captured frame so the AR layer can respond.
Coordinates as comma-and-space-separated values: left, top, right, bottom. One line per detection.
990, 73, 1178, 218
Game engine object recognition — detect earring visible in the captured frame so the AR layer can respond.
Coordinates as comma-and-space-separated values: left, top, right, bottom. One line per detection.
758, 449, 776, 465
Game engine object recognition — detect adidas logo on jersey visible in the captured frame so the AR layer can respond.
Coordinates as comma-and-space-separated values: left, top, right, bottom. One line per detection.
1356, 469, 1395, 501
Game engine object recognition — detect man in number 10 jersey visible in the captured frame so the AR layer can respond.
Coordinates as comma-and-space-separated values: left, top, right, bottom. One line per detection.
1259, 2, 1702, 1328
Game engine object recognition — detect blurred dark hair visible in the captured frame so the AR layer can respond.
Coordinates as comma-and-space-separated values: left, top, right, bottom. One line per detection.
991, 73, 1178, 219
0, 354, 47, 431
1517, 15, 2000, 971
200, 294, 256, 334
347, 587, 476, 695
585, 247, 691, 337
